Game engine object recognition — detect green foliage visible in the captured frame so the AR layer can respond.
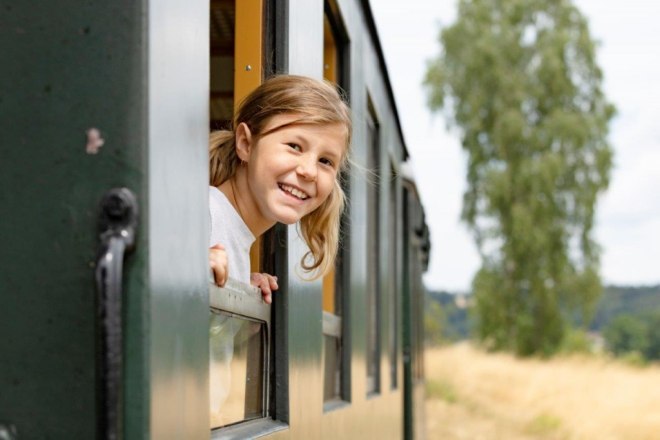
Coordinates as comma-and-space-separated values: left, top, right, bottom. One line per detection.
604, 315, 648, 356
644, 310, 660, 360
619, 351, 647, 367
424, 299, 446, 345
427, 290, 472, 340
425, 0, 614, 355
526, 413, 562, 435
426, 378, 458, 403
559, 327, 592, 354
603, 310, 660, 361
590, 285, 660, 330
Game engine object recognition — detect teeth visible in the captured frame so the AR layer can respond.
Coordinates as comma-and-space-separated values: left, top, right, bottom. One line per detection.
280, 184, 309, 200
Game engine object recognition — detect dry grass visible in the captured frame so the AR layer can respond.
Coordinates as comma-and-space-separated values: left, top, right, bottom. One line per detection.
425, 342, 660, 440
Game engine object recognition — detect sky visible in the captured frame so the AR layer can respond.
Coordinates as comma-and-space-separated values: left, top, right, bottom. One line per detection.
371, 0, 660, 292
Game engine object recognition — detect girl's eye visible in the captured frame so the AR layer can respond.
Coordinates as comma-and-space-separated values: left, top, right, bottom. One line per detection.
287, 143, 302, 151
319, 157, 335, 167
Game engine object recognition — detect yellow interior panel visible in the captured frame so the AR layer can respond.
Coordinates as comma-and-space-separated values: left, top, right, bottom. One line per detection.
234, 0, 264, 271
322, 13, 339, 312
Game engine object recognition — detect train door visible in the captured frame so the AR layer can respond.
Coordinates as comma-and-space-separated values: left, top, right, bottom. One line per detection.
402, 182, 428, 440
2, 1, 210, 438
402, 185, 416, 440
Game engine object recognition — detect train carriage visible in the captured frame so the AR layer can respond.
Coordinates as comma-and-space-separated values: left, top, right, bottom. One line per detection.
0, 0, 430, 438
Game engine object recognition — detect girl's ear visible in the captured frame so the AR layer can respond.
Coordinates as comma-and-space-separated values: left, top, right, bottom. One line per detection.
235, 122, 253, 162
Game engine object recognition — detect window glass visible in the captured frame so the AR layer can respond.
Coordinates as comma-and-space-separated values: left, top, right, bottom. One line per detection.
322, 3, 350, 406
210, 0, 235, 129
209, 311, 266, 428
366, 106, 381, 395
323, 334, 341, 400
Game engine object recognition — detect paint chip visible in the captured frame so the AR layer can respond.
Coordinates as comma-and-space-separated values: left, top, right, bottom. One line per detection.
85, 128, 105, 154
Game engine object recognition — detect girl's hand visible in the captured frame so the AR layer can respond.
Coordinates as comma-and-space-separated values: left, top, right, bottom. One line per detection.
250, 273, 278, 304
209, 244, 228, 287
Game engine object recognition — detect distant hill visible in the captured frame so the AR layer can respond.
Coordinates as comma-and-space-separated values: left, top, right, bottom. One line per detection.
590, 284, 660, 331
426, 290, 472, 341
426, 284, 660, 340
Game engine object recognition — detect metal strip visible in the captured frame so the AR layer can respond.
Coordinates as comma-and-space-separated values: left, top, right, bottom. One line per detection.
209, 279, 270, 323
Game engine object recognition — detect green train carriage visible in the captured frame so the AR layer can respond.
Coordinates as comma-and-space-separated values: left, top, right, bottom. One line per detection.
0, 0, 431, 438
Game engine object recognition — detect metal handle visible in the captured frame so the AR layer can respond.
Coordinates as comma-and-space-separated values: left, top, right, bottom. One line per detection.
95, 188, 138, 440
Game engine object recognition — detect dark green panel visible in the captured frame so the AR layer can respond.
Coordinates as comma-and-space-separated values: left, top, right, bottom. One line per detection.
0, 1, 147, 438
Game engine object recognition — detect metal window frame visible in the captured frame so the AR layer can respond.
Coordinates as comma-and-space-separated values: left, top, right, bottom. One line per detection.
365, 94, 382, 398
321, 0, 353, 411
210, 279, 286, 438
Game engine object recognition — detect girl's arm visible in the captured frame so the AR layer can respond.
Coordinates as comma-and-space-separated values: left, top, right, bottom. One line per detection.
250, 273, 278, 304
209, 243, 228, 287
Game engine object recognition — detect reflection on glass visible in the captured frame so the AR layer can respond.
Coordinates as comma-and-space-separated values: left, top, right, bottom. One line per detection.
323, 334, 341, 402
209, 310, 265, 429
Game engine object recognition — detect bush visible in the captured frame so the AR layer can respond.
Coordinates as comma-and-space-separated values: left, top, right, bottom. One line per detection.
604, 314, 648, 356
560, 328, 593, 354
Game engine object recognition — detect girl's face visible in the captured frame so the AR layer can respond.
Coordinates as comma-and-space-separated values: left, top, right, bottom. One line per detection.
235, 114, 347, 235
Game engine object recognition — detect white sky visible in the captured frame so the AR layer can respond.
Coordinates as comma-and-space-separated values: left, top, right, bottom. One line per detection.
371, 0, 660, 292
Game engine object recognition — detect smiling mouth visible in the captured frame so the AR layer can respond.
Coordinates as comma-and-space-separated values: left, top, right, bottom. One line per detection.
279, 183, 310, 200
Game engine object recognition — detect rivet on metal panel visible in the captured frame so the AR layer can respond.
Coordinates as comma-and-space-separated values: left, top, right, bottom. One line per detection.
245, 65, 252, 71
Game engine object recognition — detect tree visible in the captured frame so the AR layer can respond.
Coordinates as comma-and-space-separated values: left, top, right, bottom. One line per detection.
602, 310, 660, 362
643, 310, 660, 360
604, 315, 649, 357
424, 0, 614, 355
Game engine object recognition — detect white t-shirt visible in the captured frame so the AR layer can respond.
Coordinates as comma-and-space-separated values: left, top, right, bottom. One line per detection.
209, 186, 255, 284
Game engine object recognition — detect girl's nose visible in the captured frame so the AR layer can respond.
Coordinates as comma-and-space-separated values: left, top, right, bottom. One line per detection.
296, 155, 317, 181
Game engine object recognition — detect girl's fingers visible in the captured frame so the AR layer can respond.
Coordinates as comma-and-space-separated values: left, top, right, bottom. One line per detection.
265, 274, 278, 291
251, 273, 275, 304
209, 248, 228, 287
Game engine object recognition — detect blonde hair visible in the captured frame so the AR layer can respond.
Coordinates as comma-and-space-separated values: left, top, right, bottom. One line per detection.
209, 75, 352, 279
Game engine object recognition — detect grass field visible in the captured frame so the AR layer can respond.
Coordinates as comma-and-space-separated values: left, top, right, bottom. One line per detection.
424, 343, 660, 440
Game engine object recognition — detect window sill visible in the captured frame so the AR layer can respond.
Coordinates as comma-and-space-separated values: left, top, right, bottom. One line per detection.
323, 398, 350, 413
211, 418, 288, 439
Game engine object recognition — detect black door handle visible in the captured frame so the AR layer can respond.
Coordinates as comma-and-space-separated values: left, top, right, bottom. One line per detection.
95, 188, 138, 440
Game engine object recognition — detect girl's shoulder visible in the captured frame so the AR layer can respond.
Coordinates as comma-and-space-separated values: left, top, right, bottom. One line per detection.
209, 185, 229, 206
209, 186, 253, 239
209, 185, 222, 197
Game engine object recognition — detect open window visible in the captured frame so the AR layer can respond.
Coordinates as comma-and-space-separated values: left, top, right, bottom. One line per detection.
209, 0, 279, 433
210, 0, 235, 131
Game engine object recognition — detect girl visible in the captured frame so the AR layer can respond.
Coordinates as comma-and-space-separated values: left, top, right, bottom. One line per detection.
208, 75, 352, 302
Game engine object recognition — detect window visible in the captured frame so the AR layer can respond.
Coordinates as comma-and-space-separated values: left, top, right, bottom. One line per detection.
209, 281, 270, 428
210, 0, 236, 130
322, 1, 351, 407
366, 101, 381, 396
209, 0, 274, 432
